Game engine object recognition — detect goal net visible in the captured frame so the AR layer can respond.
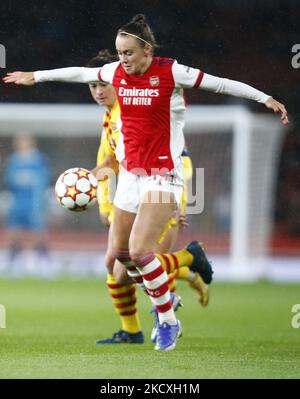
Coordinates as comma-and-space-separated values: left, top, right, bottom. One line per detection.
0, 104, 284, 280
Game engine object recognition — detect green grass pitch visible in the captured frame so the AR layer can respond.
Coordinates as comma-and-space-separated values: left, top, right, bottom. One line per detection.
0, 277, 299, 379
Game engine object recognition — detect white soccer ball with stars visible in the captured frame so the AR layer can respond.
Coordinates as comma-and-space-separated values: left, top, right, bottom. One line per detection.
55, 167, 98, 212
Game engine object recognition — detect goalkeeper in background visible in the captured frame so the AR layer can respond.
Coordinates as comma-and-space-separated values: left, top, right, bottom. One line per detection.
87, 50, 209, 344
4, 132, 50, 278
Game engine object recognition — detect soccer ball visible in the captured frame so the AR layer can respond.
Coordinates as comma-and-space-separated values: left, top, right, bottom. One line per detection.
55, 167, 98, 212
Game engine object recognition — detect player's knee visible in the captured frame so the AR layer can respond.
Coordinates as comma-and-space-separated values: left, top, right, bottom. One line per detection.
129, 246, 150, 263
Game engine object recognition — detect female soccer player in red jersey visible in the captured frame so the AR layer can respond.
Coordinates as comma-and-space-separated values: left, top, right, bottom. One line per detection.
87, 50, 208, 345
4, 14, 288, 351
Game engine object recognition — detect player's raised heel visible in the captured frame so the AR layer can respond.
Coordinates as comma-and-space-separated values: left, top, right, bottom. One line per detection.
154, 320, 182, 351
186, 241, 214, 284
96, 330, 144, 344
150, 292, 183, 343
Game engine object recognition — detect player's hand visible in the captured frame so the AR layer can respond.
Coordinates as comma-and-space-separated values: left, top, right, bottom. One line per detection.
178, 214, 189, 228
91, 166, 99, 178
3, 71, 36, 86
265, 97, 289, 125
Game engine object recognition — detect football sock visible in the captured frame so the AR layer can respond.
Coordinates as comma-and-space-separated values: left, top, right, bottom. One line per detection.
134, 253, 177, 326
115, 250, 146, 291
171, 248, 194, 267
106, 273, 142, 334
156, 253, 178, 275
156, 249, 193, 274
176, 266, 191, 280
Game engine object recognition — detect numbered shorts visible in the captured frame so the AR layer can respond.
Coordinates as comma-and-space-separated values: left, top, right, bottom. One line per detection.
113, 162, 184, 214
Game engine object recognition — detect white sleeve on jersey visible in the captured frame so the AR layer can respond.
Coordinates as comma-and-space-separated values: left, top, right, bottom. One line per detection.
172, 60, 271, 104
98, 61, 120, 84
200, 73, 270, 104
172, 61, 202, 88
34, 61, 121, 84
34, 67, 100, 83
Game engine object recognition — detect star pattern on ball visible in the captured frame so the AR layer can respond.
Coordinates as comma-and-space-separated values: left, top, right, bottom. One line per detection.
66, 185, 80, 200
87, 186, 97, 199
77, 169, 89, 178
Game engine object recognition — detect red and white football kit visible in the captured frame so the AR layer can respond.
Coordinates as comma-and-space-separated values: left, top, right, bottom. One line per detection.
96, 57, 194, 211
98, 57, 200, 175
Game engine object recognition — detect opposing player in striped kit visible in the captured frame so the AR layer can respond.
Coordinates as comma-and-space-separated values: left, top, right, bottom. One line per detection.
4, 14, 288, 350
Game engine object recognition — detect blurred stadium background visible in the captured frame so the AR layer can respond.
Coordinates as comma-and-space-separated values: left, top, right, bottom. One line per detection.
0, 0, 300, 380
1, 0, 299, 280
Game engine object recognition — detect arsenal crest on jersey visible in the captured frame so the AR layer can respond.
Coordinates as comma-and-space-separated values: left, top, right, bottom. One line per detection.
149, 75, 160, 87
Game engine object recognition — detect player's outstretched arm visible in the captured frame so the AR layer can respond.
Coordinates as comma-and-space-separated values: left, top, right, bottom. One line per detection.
3, 67, 100, 85
199, 73, 289, 125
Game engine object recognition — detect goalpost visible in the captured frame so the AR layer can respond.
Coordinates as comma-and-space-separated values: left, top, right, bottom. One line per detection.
0, 104, 285, 280
185, 106, 284, 280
